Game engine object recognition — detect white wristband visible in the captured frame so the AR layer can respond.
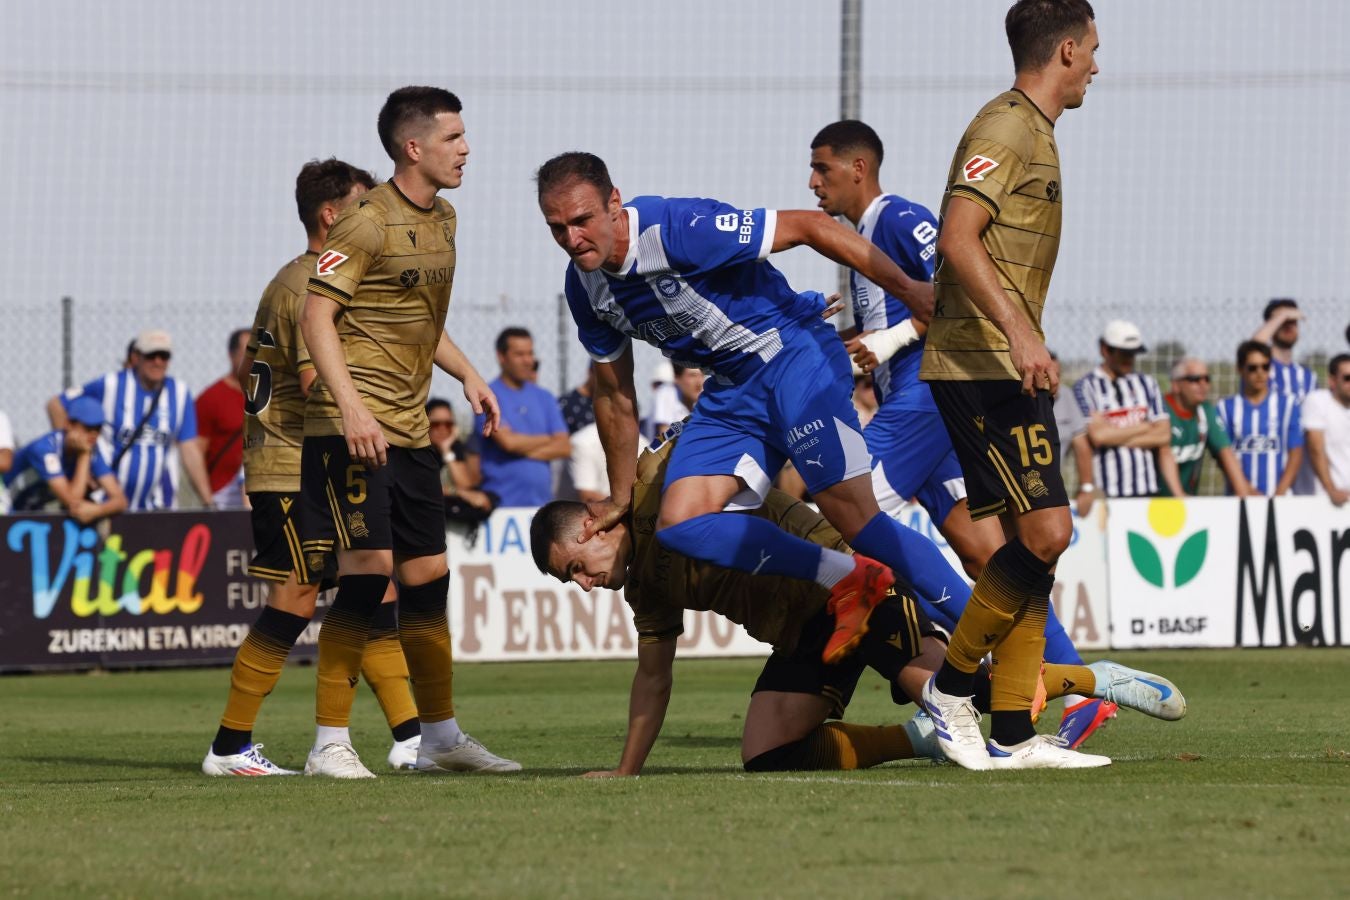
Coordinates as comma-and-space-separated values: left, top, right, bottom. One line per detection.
1078, 483, 1096, 493
860, 320, 921, 366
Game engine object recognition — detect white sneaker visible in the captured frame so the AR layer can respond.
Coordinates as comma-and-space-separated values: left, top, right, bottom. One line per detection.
416, 733, 521, 774
387, 735, 421, 770
304, 741, 376, 779
986, 735, 1111, 769
904, 710, 943, 762
1088, 660, 1188, 721
202, 743, 298, 777
920, 676, 991, 770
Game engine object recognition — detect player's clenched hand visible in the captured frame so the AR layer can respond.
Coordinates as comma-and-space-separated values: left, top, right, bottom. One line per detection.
845, 332, 880, 374
580, 497, 628, 541
1010, 335, 1056, 396
581, 769, 633, 778
342, 403, 388, 468
464, 375, 501, 437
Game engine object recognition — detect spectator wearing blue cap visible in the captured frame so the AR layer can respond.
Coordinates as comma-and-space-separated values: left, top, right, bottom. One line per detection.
5, 397, 127, 522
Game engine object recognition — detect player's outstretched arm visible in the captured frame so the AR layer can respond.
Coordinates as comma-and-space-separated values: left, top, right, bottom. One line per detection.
937, 196, 1054, 395
435, 331, 500, 436
301, 292, 387, 468
585, 347, 640, 540
771, 210, 933, 324
584, 638, 676, 778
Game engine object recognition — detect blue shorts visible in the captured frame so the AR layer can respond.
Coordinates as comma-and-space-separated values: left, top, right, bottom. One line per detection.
865, 404, 967, 525
663, 321, 872, 509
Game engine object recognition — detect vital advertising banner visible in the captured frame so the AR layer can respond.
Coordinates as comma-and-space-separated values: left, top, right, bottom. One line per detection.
0, 511, 320, 670
1107, 497, 1350, 648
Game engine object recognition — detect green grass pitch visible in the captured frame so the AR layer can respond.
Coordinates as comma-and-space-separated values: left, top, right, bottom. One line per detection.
1, 649, 1347, 898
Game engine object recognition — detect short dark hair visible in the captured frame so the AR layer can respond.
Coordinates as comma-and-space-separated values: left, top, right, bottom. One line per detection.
1329, 353, 1350, 379
228, 328, 251, 355
496, 326, 532, 355
425, 397, 452, 416
295, 158, 376, 235
529, 500, 587, 575
377, 86, 463, 161
1237, 340, 1272, 368
535, 152, 614, 204
1262, 297, 1299, 321
1005, 0, 1095, 73
810, 120, 885, 167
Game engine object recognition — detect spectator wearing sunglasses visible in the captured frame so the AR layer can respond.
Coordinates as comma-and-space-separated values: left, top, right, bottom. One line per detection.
1163, 358, 1253, 497
1217, 341, 1304, 496
45, 328, 213, 510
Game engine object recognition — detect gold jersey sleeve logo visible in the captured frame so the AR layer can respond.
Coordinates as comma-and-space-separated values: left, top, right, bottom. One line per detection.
316, 250, 348, 275
962, 155, 999, 182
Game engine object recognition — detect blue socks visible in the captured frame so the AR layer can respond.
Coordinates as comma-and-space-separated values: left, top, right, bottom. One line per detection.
657, 512, 823, 582
850, 512, 972, 628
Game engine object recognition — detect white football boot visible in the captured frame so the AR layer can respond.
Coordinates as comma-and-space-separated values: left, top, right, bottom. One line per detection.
387, 735, 421, 771
201, 743, 298, 777
416, 733, 521, 774
986, 734, 1112, 769
1088, 660, 1188, 721
920, 676, 992, 770
304, 741, 376, 779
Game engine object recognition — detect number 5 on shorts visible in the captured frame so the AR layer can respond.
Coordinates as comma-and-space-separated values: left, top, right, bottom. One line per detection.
346, 465, 367, 504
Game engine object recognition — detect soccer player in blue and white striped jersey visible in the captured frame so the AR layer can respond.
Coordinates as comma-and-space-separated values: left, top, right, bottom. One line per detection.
46, 329, 214, 510
1218, 340, 1305, 496
1073, 320, 1182, 498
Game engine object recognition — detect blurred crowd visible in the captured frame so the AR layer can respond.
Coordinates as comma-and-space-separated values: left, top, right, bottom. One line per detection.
2, 303, 1348, 522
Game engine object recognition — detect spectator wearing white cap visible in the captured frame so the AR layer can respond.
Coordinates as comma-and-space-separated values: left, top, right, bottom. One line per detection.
1072, 320, 1182, 499
46, 328, 214, 511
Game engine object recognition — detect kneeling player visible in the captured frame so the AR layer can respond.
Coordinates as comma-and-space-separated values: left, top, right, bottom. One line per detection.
531, 432, 1184, 773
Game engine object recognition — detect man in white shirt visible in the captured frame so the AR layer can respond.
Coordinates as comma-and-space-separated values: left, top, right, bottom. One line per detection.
1302, 353, 1350, 506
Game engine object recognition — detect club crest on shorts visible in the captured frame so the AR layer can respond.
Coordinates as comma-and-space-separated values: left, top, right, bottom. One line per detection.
307, 552, 325, 572
316, 250, 348, 275
962, 155, 999, 182
1021, 469, 1050, 499
346, 511, 370, 539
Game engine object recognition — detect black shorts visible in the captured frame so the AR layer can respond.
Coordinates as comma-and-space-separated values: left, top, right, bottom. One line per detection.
247, 491, 333, 585
752, 586, 942, 718
928, 380, 1070, 521
299, 435, 447, 559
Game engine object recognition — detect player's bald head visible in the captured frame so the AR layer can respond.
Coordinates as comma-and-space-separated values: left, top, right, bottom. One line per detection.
530, 500, 588, 576
378, 86, 463, 162
1006, 0, 1095, 73
535, 152, 614, 206
810, 120, 884, 169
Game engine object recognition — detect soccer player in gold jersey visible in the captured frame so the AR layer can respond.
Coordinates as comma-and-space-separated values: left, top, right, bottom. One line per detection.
203, 159, 425, 776
530, 427, 1181, 775
299, 86, 516, 777
917, 0, 1113, 769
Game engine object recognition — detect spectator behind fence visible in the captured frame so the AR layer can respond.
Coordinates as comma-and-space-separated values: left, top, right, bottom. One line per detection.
1163, 358, 1254, 497
0, 409, 14, 513
559, 362, 596, 434
1218, 341, 1304, 496
427, 397, 495, 518
1073, 320, 1182, 498
47, 329, 214, 510
1253, 298, 1319, 494
473, 327, 570, 507
5, 396, 127, 522
1300, 353, 1350, 506
649, 364, 705, 436
194, 327, 251, 509
1048, 353, 1094, 515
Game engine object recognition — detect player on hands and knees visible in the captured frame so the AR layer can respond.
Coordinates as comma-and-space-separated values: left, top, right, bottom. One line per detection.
202, 159, 426, 777
299, 86, 516, 778
918, 0, 1111, 769
536, 151, 998, 668
530, 430, 1185, 776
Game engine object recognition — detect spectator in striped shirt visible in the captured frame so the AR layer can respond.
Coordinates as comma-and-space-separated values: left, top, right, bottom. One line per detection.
1074, 320, 1182, 498
1253, 298, 1319, 494
1218, 341, 1304, 496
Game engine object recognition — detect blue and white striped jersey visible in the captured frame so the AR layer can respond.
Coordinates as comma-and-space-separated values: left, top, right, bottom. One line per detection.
564, 196, 816, 384
63, 370, 197, 510
1217, 391, 1303, 495
851, 193, 938, 411
1269, 358, 1317, 402
1073, 368, 1169, 497
4, 429, 114, 511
